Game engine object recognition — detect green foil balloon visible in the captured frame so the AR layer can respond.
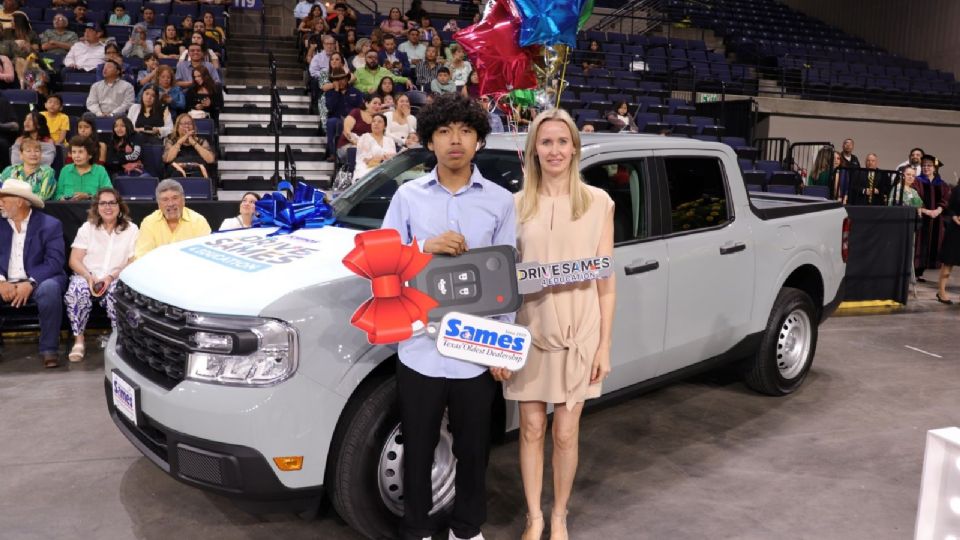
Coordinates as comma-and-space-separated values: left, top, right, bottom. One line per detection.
508, 89, 537, 107
577, 0, 594, 31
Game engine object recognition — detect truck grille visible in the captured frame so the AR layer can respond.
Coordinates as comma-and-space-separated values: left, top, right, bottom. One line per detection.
113, 281, 191, 390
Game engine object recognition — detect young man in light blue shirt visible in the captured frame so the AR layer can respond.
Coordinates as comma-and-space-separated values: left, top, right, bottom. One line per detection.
381, 93, 515, 540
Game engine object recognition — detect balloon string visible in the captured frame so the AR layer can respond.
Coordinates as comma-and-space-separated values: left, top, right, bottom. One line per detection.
555, 45, 569, 109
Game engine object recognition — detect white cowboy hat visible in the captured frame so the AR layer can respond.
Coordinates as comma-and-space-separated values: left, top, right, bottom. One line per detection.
0, 178, 45, 208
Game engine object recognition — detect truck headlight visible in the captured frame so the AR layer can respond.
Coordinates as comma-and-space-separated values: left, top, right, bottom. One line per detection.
186, 320, 298, 386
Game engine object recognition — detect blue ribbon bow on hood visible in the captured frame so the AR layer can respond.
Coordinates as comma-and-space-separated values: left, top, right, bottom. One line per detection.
254, 181, 336, 235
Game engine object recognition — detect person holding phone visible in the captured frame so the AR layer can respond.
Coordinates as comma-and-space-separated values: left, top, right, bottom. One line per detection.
127, 85, 173, 142
65, 188, 138, 362
380, 93, 516, 540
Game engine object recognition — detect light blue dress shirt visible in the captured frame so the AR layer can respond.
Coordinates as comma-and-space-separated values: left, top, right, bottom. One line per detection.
381, 166, 517, 379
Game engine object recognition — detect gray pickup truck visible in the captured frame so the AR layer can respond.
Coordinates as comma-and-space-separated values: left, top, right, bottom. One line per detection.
104, 134, 847, 539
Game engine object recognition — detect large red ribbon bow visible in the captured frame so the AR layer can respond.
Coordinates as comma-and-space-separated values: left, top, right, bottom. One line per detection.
342, 229, 439, 344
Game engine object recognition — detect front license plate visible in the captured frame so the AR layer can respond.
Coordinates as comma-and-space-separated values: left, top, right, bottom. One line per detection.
112, 370, 139, 427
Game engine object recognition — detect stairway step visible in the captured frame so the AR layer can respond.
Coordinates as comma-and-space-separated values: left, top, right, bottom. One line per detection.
219, 160, 333, 172
224, 93, 310, 103
221, 104, 311, 115
219, 113, 319, 123
221, 143, 325, 154
224, 85, 307, 96
222, 125, 319, 136
219, 134, 325, 144
222, 150, 327, 161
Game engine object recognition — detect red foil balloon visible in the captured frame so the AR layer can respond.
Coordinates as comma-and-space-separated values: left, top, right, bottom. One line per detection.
454, 0, 538, 96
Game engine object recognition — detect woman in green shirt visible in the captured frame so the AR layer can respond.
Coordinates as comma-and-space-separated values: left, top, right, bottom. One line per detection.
0, 138, 56, 200
55, 136, 113, 201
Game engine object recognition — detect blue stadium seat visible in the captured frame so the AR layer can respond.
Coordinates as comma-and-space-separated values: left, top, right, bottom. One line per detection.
177, 177, 212, 199
140, 144, 164, 178
59, 92, 89, 117
114, 176, 159, 200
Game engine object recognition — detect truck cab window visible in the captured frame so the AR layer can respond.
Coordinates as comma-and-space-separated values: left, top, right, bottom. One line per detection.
663, 157, 729, 233
581, 161, 647, 243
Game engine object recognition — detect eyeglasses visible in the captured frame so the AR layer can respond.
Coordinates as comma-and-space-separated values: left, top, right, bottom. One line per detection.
98, 201, 119, 207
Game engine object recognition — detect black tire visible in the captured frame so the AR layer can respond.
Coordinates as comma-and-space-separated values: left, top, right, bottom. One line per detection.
326, 374, 402, 540
744, 287, 819, 396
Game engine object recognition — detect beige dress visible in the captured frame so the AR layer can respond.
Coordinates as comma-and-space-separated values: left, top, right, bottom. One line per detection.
504, 185, 614, 410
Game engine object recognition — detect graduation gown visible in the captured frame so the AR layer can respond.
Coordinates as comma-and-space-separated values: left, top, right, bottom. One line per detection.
914, 174, 951, 272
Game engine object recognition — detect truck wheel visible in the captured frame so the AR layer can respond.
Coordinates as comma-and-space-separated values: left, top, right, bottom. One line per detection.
744, 287, 818, 396
326, 374, 457, 540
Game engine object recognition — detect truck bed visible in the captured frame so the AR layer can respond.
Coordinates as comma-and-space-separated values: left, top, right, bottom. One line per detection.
748, 193, 844, 220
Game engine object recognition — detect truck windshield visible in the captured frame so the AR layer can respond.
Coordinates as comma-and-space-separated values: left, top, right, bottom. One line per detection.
333, 148, 524, 230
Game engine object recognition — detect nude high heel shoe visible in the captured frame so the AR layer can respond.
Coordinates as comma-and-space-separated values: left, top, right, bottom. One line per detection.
549, 510, 568, 540
522, 512, 544, 540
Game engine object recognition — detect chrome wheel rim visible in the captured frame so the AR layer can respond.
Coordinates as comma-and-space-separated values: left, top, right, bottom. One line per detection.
777, 308, 811, 379
378, 413, 457, 517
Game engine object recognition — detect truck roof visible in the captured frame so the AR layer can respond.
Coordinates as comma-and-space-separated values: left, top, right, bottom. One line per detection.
483, 132, 733, 155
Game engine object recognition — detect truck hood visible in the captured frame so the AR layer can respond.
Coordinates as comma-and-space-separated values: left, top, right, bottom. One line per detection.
120, 226, 361, 316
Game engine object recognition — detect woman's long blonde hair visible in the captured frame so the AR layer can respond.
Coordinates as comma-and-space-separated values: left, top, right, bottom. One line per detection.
517, 108, 592, 223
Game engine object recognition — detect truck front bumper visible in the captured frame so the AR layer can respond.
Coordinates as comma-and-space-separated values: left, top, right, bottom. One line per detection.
103, 334, 346, 506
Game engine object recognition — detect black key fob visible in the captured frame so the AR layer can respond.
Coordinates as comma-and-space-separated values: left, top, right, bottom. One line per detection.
408, 245, 521, 321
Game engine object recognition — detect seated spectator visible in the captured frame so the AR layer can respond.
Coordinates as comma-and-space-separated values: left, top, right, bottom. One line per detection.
87, 60, 135, 116
179, 15, 194, 37
0, 178, 67, 368
405, 0, 427, 24
327, 2, 357, 34
154, 65, 187, 115
176, 43, 220, 88
55, 136, 112, 200
0, 54, 14, 90
70, 3, 91, 34
40, 13, 77, 56
128, 85, 173, 141
354, 113, 396, 180
10, 112, 56, 167
68, 114, 108, 164
154, 24, 184, 60
460, 69, 480, 99
137, 52, 160, 87
105, 117, 146, 176
191, 20, 221, 53
350, 38, 371, 71
581, 40, 603, 73
9, 13, 40, 73
374, 76, 400, 107
202, 12, 226, 45
178, 33, 220, 69
379, 35, 410, 76
122, 24, 153, 59
219, 192, 260, 230
141, 7, 162, 42
41, 94, 69, 145
447, 44, 471, 86
294, 0, 326, 21
581, 123, 595, 133
338, 93, 380, 154
65, 187, 138, 362
606, 101, 639, 133
298, 6, 328, 50
399, 28, 425, 66
163, 113, 216, 178
64, 23, 105, 72
308, 34, 339, 80
317, 53, 352, 129
430, 67, 456, 94
134, 178, 211, 259
108, 4, 131, 26
386, 94, 417, 147
324, 68, 363, 160
0, 139, 56, 201
355, 50, 413, 94
441, 19, 459, 33
185, 64, 223, 120
341, 28, 359, 58
415, 44, 441, 89
417, 15, 436, 43
431, 34, 451, 62
480, 95, 504, 134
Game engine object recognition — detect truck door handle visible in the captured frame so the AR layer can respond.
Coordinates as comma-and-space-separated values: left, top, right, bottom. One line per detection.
624, 260, 660, 275
719, 242, 746, 255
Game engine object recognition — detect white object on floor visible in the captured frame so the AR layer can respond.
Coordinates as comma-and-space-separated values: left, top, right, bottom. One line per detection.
915, 426, 960, 539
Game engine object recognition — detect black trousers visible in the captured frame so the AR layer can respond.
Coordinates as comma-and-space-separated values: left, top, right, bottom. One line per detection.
396, 360, 496, 540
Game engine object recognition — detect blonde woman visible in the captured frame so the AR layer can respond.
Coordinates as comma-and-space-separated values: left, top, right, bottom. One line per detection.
503, 108, 615, 540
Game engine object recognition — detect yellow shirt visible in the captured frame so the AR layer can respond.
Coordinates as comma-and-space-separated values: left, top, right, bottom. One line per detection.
42, 111, 70, 144
134, 206, 212, 259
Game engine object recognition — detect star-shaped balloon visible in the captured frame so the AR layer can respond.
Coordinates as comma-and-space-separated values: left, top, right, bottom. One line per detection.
514, 0, 587, 47
454, 0, 538, 96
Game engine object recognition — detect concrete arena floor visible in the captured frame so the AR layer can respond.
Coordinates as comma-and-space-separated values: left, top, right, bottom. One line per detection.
1, 285, 958, 540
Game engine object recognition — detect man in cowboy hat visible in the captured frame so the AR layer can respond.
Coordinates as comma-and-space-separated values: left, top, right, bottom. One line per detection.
0, 179, 67, 368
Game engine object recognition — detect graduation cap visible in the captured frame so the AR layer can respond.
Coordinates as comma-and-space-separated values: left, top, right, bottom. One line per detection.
922, 154, 944, 168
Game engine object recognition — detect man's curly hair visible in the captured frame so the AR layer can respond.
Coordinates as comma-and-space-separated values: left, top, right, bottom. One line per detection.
416, 93, 491, 148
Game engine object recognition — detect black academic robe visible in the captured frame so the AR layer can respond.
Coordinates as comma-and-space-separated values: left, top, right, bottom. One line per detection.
914, 174, 951, 272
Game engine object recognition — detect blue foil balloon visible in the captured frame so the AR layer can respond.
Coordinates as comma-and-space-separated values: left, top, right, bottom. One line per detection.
515, 0, 585, 47
254, 180, 335, 236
